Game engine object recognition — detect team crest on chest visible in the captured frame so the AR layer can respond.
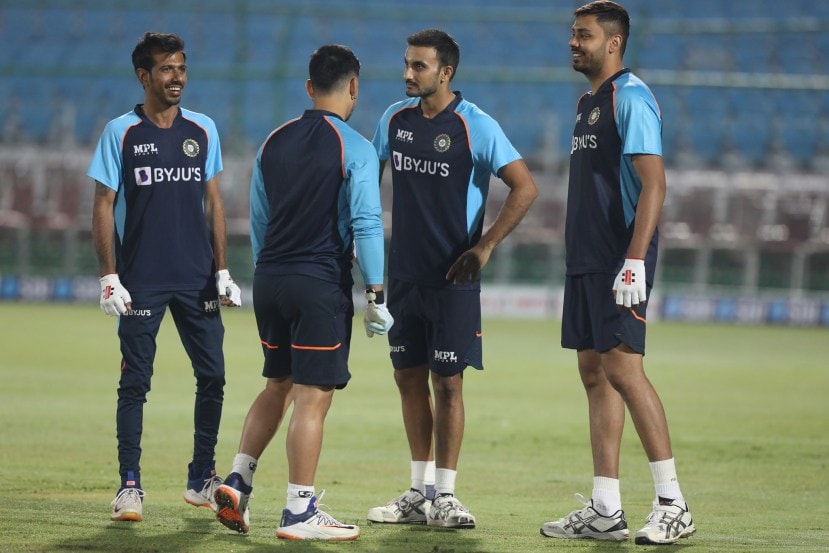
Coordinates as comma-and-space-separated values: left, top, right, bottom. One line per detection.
433, 133, 451, 153
588, 107, 601, 125
182, 138, 200, 157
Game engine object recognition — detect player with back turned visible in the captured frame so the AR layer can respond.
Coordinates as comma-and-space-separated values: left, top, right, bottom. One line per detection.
211, 44, 393, 542
540, 1, 696, 545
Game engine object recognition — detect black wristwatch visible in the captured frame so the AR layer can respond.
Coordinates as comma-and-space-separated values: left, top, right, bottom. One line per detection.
365, 288, 385, 305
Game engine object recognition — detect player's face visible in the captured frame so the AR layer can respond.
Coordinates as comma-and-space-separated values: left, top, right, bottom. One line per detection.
403, 46, 443, 98
142, 50, 187, 108
569, 15, 611, 77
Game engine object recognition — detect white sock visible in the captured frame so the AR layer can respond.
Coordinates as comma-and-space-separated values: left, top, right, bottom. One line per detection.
286, 483, 315, 514
231, 453, 258, 487
411, 460, 428, 494
424, 461, 436, 500
650, 458, 684, 504
434, 468, 457, 496
591, 476, 622, 516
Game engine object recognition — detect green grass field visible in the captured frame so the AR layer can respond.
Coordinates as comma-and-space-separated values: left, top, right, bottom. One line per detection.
0, 302, 827, 552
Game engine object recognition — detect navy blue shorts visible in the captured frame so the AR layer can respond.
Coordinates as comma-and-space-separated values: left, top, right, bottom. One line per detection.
387, 278, 483, 376
253, 273, 353, 389
561, 273, 650, 355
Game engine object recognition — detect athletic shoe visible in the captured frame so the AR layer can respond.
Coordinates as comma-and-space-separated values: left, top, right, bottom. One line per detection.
214, 472, 252, 534
634, 498, 696, 545
275, 491, 360, 541
427, 494, 476, 529
367, 488, 430, 524
540, 493, 629, 541
183, 465, 223, 512
111, 487, 145, 522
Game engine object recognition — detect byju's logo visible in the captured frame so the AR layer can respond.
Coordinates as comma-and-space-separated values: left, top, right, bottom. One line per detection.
133, 167, 203, 186
135, 167, 152, 186
391, 151, 449, 177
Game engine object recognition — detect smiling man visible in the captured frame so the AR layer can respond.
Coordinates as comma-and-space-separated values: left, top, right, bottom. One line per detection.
88, 31, 240, 523
540, 1, 696, 546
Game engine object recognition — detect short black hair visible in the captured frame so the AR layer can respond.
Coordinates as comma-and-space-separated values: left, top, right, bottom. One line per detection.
575, 1, 630, 57
131, 32, 186, 72
406, 29, 460, 80
308, 44, 361, 94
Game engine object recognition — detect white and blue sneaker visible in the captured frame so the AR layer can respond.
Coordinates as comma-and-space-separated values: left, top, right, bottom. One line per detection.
634, 498, 696, 545
214, 472, 252, 534
540, 494, 629, 541
276, 491, 360, 541
183, 463, 222, 512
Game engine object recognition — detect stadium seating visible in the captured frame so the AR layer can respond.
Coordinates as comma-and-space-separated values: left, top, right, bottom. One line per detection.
1, 0, 827, 170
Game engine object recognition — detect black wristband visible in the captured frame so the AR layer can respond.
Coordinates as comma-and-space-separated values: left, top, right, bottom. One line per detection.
366, 288, 385, 305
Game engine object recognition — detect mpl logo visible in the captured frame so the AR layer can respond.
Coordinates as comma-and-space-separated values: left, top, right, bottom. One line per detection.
434, 350, 458, 363
395, 129, 414, 143
203, 299, 219, 313
134, 143, 158, 156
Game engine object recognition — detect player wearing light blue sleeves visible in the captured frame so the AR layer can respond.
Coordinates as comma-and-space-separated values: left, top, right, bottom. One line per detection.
213, 44, 391, 542
366, 29, 537, 529
89, 32, 241, 524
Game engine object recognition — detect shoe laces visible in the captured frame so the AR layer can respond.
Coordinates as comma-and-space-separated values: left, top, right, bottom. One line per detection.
307, 490, 349, 527
433, 495, 467, 514
113, 487, 145, 505
199, 474, 223, 496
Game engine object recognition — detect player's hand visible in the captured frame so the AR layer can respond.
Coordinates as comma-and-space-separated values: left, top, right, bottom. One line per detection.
613, 258, 647, 307
446, 245, 490, 284
215, 269, 242, 307
99, 273, 132, 316
364, 290, 394, 337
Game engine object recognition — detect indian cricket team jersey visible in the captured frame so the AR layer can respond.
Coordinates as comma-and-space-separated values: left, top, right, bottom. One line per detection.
373, 93, 521, 287
249, 110, 384, 287
87, 105, 223, 291
565, 69, 662, 277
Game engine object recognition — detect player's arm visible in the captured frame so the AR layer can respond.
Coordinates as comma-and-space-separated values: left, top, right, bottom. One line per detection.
92, 181, 117, 276
627, 154, 666, 259
204, 176, 240, 306
612, 153, 666, 307
446, 159, 538, 283
92, 180, 132, 315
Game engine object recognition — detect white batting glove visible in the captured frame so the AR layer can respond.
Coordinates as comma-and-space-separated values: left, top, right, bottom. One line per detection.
215, 269, 242, 307
99, 273, 132, 316
613, 258, 647, 307
364, 289, 394, 337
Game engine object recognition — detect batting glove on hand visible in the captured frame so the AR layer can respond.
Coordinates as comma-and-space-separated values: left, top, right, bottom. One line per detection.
613, 258, 647, 307
364, 290, 394, 338
215, 269, 242, 307
99, 273, 132, 316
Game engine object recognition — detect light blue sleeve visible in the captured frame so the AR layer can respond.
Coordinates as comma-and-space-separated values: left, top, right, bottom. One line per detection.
340, 123, 384, 285
615, 81, 662, 157
462, 102, 522, 236
615, 77, 663, 225
183, 109, 224, 180
86, 112, 138, 190
371, 105, 394, 161
249, 144, 268, 266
